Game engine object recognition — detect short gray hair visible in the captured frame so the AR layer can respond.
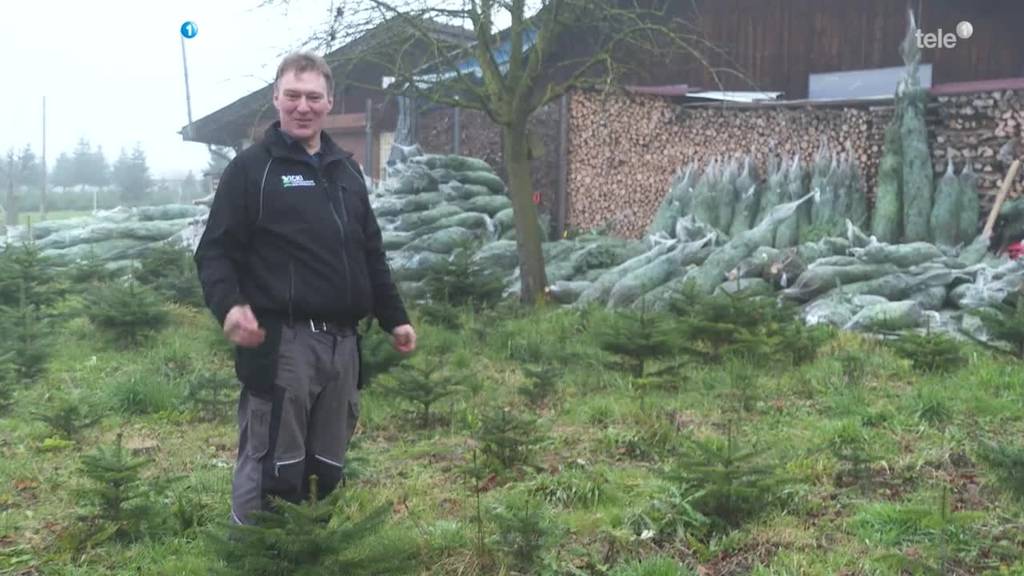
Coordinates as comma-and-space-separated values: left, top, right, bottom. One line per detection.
274, 52, 334, 95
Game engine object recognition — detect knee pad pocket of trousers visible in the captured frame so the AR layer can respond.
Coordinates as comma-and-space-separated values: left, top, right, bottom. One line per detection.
310, 454, 345, 494
265, 456, 305, 503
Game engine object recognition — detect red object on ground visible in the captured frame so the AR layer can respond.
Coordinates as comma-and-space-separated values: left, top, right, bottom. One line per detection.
532, 192, 541, 205
1008, 241, 1024, 260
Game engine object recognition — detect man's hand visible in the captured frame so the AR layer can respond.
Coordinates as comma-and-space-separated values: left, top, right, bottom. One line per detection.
391, 324, 416, 354
224, 304, 266, 348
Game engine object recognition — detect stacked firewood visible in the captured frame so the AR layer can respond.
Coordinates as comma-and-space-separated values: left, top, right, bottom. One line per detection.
932, 90, 1024, 210
566, 91, 888, 238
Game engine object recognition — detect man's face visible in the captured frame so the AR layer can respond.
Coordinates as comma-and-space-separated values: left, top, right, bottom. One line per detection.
273, 70, 333, 145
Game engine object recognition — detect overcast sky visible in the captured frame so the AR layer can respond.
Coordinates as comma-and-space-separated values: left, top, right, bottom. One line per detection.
0, 0, 334, 179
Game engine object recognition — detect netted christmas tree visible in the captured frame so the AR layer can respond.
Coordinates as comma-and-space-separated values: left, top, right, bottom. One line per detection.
898, 9, 934, 242
958, 161, 981, 244
775, 156, 806, 248
930, 157, 963, 247
846, 156, 870, 231
808, 145, 838, 239
970, 297, 1024, 359
872, 113, 904, 243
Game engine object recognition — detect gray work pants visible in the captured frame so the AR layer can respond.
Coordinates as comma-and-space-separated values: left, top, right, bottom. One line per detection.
231, 323, 360, 525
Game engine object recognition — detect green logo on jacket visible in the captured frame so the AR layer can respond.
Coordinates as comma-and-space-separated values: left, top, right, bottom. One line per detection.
281, 174, 315, 187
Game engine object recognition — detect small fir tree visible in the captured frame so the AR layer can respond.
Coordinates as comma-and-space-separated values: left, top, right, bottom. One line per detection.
976, 439, 1024, 502
0, 350, 15, 409
971, 297, 1024, 359
415, 299, 465, 330
517, 364, 562, 408
776, 312, 835, 365
888, 331, 964, 373
357, 319, 407, 390
622, 483, 708, 544
834, 348, 872, 386
382, 355, 459, 426
488, 493, 560, 575
477, 407, 544, 472
183, 370, 236, 422
457, 449, 493, 568
670, 422, 785, 535
170, 486, 217, 535
61, 252, 117, 287
422, 244, 506, 311
826, 420, 877, 491
33, 393, 101, 440
718, 359, 762, 415
0, 243, 62, 310
210, 477, 416, 576
875, 485, 976, 575
134, 244, 204, 307
669, 287, 780, 364
74, 433, 168, 545
83, 278, 169, 346
670, 285, 829, 365
591, 306, 677, 378
0, 280, 52, 384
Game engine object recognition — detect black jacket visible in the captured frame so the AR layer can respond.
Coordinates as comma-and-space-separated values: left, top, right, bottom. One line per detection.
194, 123, 409, 333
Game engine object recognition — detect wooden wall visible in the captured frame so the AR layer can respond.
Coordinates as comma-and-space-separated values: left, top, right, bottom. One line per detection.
632, 0, 1024, 99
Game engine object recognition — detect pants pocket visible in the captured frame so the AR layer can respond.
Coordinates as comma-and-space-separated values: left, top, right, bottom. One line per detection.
246, 395, 272, 460
235, 317, 283, 397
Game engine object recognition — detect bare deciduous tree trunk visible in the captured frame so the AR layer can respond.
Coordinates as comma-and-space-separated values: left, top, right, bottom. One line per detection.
503, 122, 547, 303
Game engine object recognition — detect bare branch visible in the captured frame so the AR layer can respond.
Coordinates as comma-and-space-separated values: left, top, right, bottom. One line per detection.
277, 0, 753, 128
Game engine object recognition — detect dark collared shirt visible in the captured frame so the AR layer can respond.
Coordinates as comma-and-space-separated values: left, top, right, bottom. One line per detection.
279, 129, 322, 168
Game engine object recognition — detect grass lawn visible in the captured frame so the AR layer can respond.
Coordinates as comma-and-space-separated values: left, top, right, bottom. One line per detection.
1, 290, 1023, 575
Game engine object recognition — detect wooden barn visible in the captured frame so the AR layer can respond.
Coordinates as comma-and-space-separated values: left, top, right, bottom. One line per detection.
596, 0, 1024, 98
183, 0, 1024, 236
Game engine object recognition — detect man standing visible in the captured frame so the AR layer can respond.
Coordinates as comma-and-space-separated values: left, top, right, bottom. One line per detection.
195, 52, 416, 525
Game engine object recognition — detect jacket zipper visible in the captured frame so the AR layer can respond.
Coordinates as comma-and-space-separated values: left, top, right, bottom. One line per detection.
288, 260, 295, 325
320, 168, 352, 311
